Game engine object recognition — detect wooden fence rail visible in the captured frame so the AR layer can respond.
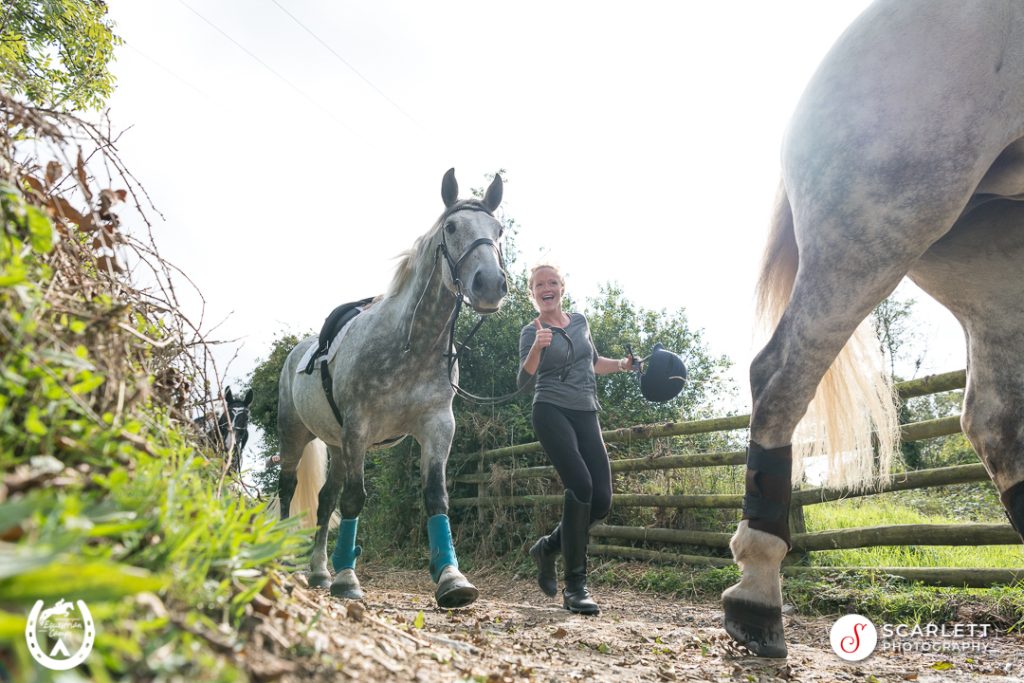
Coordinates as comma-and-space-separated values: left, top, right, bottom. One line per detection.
587, 544, 1024, 588
590, 521, 1020, 552
449, 369, 1024, 586
451, 370, 967, 466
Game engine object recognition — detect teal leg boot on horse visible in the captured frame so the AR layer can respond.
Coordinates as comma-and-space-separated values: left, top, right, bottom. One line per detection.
330, 517, 363, 599
428, 514, 478, 608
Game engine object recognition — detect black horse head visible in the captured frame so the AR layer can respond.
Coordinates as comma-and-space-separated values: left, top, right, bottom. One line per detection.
195, 387, 252, 476
220, 387, 252, 475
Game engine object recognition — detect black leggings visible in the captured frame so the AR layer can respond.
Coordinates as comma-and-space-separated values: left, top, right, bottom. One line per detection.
532, 402, 612, 521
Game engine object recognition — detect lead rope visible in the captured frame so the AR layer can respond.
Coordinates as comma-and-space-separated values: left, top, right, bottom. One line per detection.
448, 322, 576, 406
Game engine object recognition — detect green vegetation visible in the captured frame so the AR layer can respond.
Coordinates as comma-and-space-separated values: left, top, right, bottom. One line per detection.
592, 559, 1024, 630
804, 492, 1022, 569
0, 44, 306, 678
0, 0, 119, 110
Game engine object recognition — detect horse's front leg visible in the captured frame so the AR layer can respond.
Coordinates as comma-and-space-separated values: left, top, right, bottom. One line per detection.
329, 444, 367, 600
420, 415, 478, 608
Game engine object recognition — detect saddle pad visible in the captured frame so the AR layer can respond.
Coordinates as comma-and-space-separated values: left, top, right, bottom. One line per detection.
296, 311, 361, 375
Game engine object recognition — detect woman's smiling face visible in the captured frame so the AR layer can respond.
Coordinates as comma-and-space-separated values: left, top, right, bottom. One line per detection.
531, 266, 564, 314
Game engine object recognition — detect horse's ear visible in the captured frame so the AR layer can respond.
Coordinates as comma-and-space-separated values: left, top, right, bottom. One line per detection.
242, 388, 253, 406
224, 387, 233, 404
441, 168, 458, 208
483, 173, 503, 212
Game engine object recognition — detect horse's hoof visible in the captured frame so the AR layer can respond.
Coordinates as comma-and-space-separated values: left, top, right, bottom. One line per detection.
722, 595, 788, 658
331, 585, 364, 600
435, 566, 479, 608
308, 572, 331, 590
330, 569, 363, 600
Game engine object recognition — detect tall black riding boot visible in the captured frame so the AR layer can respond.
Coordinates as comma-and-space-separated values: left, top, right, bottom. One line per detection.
529, 523, 560, 597
561, 490, 599, 615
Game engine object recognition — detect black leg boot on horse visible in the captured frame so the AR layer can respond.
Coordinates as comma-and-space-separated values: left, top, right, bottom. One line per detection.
722, 442, 792, 658
561, 490, 599, 615
529, 523, 560, 597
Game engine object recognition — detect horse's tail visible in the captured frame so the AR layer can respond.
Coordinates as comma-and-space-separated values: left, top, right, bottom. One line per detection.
755, 183, 899, 490
290, 440, 330, 529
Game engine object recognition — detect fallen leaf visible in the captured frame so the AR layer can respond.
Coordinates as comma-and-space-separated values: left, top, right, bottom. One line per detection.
552, 627, 567, 639
346, 602, 365, 622
413, 610, 425, 629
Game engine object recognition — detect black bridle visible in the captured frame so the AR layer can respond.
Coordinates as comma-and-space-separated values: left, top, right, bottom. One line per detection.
403, 204, 517, 405
403, 203, 578, 405
216, 405, 249, 475
431, 204, 583, 404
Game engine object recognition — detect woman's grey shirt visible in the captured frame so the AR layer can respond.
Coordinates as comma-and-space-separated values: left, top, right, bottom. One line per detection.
518, 312, 600, 411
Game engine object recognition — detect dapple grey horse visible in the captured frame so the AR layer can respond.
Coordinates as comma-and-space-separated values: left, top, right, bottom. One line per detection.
277, 169, 507, 607
724, 0, 1024, 657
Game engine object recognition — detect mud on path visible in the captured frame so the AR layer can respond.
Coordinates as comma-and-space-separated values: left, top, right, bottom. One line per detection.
250, 566, 1024, 682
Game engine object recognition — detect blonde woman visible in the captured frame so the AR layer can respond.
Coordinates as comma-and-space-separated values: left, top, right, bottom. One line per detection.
518, 264, 634, 615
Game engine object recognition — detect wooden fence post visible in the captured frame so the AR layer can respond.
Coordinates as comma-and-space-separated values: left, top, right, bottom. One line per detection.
784, 500, 808, 565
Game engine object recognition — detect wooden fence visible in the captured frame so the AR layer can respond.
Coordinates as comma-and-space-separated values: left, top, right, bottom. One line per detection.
449, 370, 1024, 588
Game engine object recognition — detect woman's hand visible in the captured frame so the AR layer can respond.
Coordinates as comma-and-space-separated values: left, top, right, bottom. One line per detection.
520, 320, 550, 379
620, 353, 636, 372
532, 319, 553, 351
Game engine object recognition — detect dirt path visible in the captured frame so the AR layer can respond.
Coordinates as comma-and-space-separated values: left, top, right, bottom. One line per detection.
248, 566, 1024, 682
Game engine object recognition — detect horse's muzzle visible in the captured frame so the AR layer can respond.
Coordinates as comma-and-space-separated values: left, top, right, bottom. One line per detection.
468, 269, 508, 312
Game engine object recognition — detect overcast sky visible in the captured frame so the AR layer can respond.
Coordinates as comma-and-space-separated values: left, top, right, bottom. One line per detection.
103, 0, 966, 414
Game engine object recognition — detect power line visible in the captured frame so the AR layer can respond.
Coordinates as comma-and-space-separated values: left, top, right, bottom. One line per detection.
269, 0, 422, 130
124, 42, 210, 99
176, 0, 354, 133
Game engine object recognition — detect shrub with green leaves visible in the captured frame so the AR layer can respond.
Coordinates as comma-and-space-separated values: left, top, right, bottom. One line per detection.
0, 0, 119, 110
0, 115, 307, 679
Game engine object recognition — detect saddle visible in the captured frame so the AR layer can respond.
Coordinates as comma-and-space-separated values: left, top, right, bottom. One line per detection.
301, 297, 375, 375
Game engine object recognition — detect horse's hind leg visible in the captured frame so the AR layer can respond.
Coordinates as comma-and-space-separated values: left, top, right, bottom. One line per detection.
961, 338, 1024, 541
308, 443, 346, 590
725, 196, 947, 657
911, 200, 1024, 543
419, 415, 478, 608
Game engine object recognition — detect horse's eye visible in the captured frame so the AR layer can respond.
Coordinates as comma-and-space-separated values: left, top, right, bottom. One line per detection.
445, 222, 456, 234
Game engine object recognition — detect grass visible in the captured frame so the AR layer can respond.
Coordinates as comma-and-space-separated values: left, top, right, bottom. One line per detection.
589, 559, 1024, 630
580, 485, 1024, 629
803, 492, 1024, 569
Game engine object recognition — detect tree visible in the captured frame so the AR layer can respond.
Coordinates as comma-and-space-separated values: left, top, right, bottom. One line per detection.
245, 331, 308, 495
0, 0, 119, 110
587, 283, 734, 429
872, 292, 922, 381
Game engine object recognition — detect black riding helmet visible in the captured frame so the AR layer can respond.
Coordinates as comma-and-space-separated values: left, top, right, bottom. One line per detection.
639, 343, 687, 402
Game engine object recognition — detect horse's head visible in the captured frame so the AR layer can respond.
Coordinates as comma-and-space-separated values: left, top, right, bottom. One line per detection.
220, 387, 252, 473
437, 169, 508, 314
